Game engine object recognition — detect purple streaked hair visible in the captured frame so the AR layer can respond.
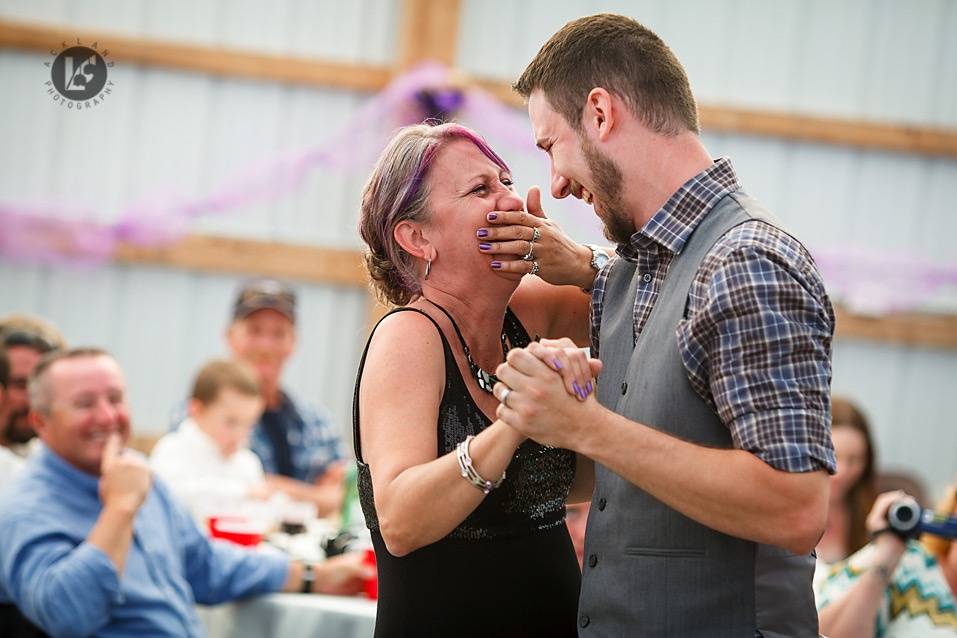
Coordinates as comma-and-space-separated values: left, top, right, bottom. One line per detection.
359, 122, 509, 306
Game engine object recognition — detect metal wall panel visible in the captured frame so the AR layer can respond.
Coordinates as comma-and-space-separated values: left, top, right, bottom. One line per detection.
0, 0, 394, 447
1, 0, 954, 495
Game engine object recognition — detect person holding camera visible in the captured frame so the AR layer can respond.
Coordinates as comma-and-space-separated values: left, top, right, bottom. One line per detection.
816, 483, 957, 637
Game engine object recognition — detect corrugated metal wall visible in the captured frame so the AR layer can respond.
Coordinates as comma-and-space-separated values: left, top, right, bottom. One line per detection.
1, 0, 954, 497
0, 0, 394, 441
457, 0, 957, 499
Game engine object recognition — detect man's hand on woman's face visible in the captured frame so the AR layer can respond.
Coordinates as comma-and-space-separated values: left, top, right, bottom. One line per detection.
477, 187, 595, 287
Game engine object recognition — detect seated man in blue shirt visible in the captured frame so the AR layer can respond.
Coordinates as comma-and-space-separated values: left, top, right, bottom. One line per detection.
174, 279, 345, 517
0, 348, 370, 638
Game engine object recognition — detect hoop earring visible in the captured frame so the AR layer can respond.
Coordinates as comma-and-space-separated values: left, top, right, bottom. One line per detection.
424, 259, 432, 280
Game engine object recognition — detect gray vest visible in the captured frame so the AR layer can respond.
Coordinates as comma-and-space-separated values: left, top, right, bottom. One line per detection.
579, 191, 818, 637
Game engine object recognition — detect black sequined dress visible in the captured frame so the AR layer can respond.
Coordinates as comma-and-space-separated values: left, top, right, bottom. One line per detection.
353, 307, 580, 637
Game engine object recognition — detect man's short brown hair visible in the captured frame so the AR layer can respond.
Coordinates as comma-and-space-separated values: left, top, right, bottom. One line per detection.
514, 13, 699, 136
190, 359, 260, 406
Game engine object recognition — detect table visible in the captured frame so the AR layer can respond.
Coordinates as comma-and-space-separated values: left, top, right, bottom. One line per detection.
198, 593, 376, 638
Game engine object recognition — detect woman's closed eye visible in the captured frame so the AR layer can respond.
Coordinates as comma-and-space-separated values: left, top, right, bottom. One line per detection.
470, 178, 514, 196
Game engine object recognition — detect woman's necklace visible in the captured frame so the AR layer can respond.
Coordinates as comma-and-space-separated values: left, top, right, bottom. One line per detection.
425, 299, 509, 393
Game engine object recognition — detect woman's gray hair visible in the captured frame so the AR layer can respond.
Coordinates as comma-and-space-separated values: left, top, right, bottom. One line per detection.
358, 122, 509, 306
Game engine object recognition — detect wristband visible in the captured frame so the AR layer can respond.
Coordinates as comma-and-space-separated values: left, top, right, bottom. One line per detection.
300, 562, 315, 594
868, 526, 906, 541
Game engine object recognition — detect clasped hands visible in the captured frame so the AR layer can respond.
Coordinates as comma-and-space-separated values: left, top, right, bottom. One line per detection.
493, 338, 603, 449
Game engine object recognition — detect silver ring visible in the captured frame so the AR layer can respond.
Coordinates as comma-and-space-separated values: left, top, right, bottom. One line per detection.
499, 387, 512, 407
522, 242, 535, 261
531, 227, 542, 242
530, 261, 540, 276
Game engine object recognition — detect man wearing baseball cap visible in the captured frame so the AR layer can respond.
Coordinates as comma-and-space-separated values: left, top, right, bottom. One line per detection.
172, 279, 345, 516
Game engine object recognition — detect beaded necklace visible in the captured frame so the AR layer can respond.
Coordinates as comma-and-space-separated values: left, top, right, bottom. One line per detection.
425, 299, 509, 394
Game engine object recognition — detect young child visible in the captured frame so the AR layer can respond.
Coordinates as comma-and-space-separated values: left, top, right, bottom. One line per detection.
151, 359, 268, 524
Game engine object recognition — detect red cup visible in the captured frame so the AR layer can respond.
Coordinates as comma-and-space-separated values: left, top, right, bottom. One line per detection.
208, 516, 263, 547
362, 548, 378, 599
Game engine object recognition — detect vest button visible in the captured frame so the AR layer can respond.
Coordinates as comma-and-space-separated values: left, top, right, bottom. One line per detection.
620, 382, 628, 395
588, 554, 598, 568
579, 614, 590, 628
642, 272, 652, 283
598, 497, 607, 511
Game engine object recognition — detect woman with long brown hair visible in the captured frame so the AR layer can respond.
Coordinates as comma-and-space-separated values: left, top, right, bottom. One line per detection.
817, 396, 878, 563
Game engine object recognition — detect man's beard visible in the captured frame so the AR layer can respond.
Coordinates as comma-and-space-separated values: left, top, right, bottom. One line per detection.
4, 411, 35, 445
580, 135, 634, 246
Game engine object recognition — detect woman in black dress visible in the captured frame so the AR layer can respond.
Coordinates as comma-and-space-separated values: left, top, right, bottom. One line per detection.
355, 122, 605, 637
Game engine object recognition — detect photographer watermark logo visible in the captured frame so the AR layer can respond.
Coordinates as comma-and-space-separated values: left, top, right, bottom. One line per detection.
44, 40, 115, 109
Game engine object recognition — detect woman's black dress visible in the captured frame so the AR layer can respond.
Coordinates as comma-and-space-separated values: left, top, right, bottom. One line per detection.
353, 307, 581, 637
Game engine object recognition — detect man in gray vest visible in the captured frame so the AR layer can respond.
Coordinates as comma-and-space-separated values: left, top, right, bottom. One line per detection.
493, 14, 836, 637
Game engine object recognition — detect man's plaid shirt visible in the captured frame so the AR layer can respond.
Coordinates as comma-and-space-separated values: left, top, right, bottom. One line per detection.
590, 157, 836, 474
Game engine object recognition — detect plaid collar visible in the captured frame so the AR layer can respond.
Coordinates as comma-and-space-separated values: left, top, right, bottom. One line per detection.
616, 157, 740, 262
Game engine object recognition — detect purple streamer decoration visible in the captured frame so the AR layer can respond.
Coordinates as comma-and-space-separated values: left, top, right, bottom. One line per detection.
1, 62, 955, 315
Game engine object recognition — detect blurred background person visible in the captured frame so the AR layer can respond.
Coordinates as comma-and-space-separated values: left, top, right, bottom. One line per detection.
0, 349, 20, 483
817, 482, 957, 637
0, 348, 370, 637
171, 280, 346, 517
817, 396, 879, 565
151, 359, 269, 525
0, 314, 64, 463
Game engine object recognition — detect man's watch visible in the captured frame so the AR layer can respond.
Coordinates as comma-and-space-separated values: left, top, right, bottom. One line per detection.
300, 562, 315, 594
583, 244, 610, 292
586, 244, 610, 273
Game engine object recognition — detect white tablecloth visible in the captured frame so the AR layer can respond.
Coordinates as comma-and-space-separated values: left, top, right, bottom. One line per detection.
198, 593, 376, 638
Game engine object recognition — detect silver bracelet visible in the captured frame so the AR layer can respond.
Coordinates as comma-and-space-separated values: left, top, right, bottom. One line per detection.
455, 435, 506, 495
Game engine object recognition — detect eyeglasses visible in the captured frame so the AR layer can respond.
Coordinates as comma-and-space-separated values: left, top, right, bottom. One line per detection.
2, 330, 59, 354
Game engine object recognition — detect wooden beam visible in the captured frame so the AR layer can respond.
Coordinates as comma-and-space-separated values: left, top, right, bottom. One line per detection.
834, 305, 957, 350
396, 0, 461, 69
0, 18, 392, 92
111, 233, 957, 349
3, 18, 955, 157
697, 105, 957, 158
114, 234, 369, 288
472, 75, 957, 158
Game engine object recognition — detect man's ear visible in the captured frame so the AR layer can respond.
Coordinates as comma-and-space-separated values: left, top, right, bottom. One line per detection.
225, 322, 239, 348
394, 220, 435, 262
585, 88, 616, 142
187, 398, 204, 421
29, 410, 49, 443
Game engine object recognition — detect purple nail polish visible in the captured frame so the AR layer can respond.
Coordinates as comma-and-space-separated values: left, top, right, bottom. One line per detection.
477, 228, 488, 238
586, 381, 593, 394
572, 380, 582, 396
480, 243, 492, 250
552, 358, 562, 370
487, 212, 497, 221
491, 261, 502, 269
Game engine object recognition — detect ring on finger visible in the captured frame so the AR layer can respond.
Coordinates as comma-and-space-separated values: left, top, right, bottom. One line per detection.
499, 387, 512, 407
530, 261, 540, 276
531, 227, 541, 242
522, 241, 535, 261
